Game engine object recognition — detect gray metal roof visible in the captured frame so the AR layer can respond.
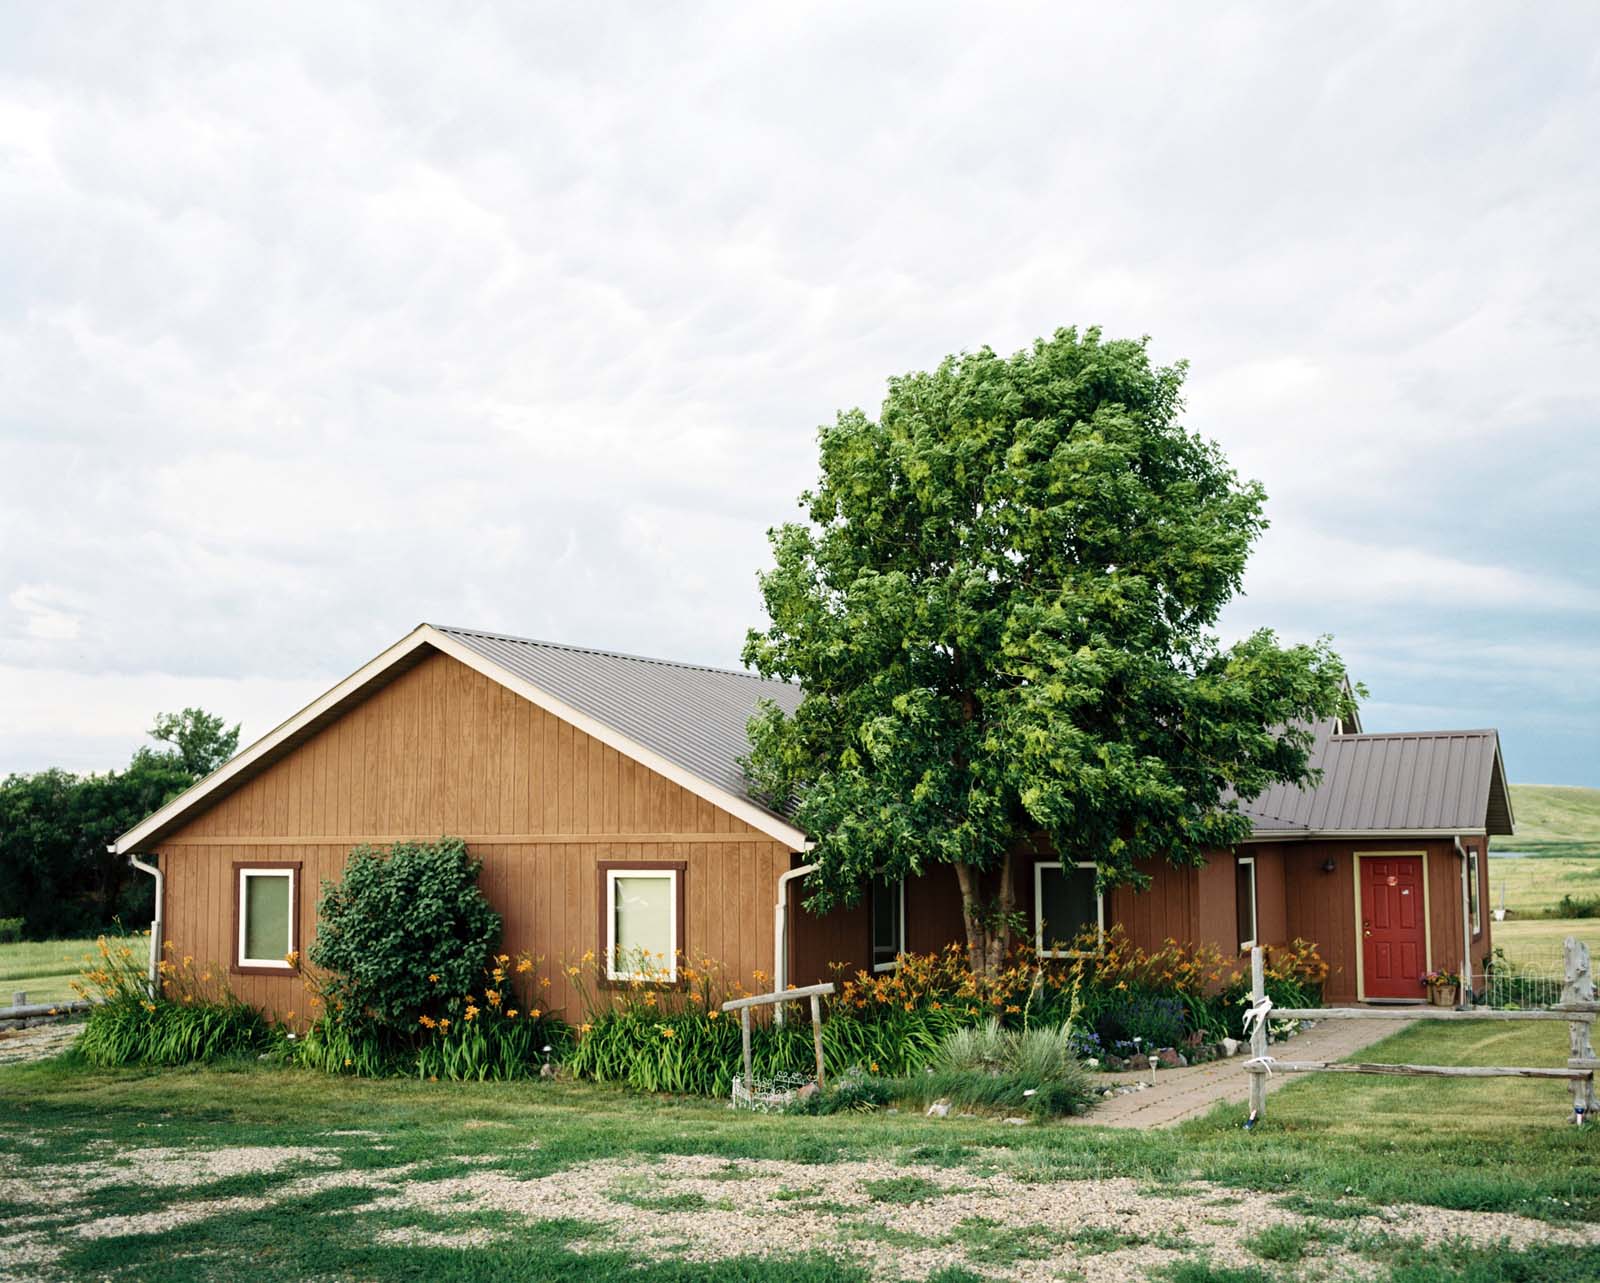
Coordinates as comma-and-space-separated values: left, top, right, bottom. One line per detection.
444, 626, 1511, 842
1237, 720, 1513, 837
436, 625, 802, 823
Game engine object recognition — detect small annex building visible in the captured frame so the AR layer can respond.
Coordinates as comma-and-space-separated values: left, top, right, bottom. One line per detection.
113, 623, 1514, 1017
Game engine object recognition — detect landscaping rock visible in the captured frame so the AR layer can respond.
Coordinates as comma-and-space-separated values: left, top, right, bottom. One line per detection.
925, 1102, 950, 1118
1155, 1047, 1186, 1069
1002, 1117, 1028, 1126
1221, 1037, 1241, 1057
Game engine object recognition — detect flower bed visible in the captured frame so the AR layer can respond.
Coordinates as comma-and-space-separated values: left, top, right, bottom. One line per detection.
72, 935, 276, 1067
560, 931, 1326, 1104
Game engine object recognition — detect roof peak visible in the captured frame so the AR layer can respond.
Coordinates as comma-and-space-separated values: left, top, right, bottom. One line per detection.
429, 623, 791, 687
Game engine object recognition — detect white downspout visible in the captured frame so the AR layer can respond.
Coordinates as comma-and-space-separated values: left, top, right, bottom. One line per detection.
1454, 837, 1471, 1010
772, 862, 817, 1028
124, 851, 163, 997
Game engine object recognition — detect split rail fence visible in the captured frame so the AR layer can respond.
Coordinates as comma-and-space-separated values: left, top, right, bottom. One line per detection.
721, 980, 835, 1109
1243, 938, 1599, 1126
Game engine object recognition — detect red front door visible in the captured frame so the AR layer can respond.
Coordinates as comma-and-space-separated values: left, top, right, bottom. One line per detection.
1361, 856, 1426, 1000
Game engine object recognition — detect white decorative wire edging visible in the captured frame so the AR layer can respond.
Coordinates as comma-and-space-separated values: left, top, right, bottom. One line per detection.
731, 1070, 815, 1112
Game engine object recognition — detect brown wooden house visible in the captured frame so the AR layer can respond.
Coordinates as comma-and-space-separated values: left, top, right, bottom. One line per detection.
113, 624, 1513, 1017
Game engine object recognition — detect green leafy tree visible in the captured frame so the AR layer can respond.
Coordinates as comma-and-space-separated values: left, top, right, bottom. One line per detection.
743, 328, 1355, 974
0, 708, 232, 937
0, 756, 191, 936
310, 838, 501, 1035
147, 707, 240, 778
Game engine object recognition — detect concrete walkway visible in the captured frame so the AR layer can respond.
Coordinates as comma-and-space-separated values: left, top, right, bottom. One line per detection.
1073, 1017, 1406, 1128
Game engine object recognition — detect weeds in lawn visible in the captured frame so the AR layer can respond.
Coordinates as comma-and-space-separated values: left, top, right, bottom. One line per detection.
860, 1174, 941, 1204
1242, 1221, 1318, 1262
1160, 1263, 1273, 1283
944, 1215, 1065, 1264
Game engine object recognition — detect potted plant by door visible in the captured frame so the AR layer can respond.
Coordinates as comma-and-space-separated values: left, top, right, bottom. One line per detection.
1422, 969, 1461, 1007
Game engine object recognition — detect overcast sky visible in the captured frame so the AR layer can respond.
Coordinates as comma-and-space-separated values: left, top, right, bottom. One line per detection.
2, 3, 1597, 793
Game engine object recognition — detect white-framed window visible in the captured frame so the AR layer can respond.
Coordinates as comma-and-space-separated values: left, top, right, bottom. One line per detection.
1034, 861, 1103, 956
1236, 855, 1258, 952
237, 866, 296, 969
605, 867, 680, 982
871, 875, 905, 973
1467, 844, 1481, 936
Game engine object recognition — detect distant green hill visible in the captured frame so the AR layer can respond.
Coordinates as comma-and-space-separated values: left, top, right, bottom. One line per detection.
1503, 785, 1600, 859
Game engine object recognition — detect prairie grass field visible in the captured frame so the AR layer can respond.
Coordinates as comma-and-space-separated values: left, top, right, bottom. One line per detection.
1489, 784, 1600, 968
1, 1020, 1598, 1281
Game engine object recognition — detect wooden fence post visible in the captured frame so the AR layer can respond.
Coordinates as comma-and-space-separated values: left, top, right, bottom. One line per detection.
809, 993, 825, 1089
1563, 937, 1599, 1121
740, 1008, 753, 1097
1248, 945, 1268, 1124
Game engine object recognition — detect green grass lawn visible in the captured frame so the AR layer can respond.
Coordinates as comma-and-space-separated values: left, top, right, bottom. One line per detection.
0, 1020, 1597, 1281
0, 936, 103, 1005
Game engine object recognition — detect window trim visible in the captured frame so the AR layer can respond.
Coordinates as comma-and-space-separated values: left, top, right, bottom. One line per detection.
1467, 844, 1482, 938
231, 861, 301, 975
1236, 854, 1258, 952
598, 861, 686, 984
870, 876, 906, 974
1033, 860, 1104, 958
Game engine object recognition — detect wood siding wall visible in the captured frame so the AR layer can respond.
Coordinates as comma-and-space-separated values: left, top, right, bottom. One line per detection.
1277, 838, 1490, 1004
790, 839, 1489, 1007
155, 652, 795, 1022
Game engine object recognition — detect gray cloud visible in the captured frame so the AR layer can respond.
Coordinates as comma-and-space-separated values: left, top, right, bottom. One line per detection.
2, 1, 1597, 785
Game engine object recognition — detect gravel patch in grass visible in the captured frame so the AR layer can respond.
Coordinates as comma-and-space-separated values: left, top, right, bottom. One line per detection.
357, 1152, 1600, 1281
6, 1133, 1600, 1281
0, 1143, 340, 1210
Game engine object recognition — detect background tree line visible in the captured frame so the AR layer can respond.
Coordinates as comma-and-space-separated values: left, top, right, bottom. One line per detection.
0, 709, 239, 938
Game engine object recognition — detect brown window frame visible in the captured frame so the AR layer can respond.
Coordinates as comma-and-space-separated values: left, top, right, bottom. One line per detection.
597, 860, 687, 986
231, 860, 302, 977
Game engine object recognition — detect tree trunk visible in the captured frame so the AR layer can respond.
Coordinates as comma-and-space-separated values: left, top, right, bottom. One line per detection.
956, 855, 1020, 979
954, 861, 989, 975
985, 848, 1016, 975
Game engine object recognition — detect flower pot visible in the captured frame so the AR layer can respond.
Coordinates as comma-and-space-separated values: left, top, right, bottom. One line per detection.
1427, 983, 1458, 1007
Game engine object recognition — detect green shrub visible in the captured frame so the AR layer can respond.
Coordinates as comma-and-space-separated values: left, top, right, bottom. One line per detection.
1092, 990, 1189, 1049
309, 837, 501, 1036
74, 934, 274, 1067
1555, 894, 1600, 919
0, 917, 22, 944
301, 838, 571, 1081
